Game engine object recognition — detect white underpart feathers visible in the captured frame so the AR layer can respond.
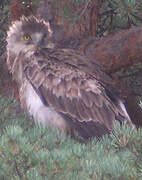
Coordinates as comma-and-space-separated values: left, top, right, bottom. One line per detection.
24, 82, 68, 132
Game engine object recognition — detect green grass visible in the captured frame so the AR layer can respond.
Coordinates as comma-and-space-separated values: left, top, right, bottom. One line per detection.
0, 95, 142, 180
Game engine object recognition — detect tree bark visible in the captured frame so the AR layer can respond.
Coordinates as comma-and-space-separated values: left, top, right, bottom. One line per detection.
76, 27, 142, 74
10, 0, 35, 21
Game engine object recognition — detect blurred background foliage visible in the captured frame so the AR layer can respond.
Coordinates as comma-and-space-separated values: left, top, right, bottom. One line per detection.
0, 0, 9, 56
97, 0, 142, 36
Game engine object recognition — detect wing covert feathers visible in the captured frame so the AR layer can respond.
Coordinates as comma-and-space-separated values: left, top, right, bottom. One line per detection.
13, 48, 132, 139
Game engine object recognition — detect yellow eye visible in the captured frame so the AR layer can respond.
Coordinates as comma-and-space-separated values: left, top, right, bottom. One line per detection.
23, 34, 31, 41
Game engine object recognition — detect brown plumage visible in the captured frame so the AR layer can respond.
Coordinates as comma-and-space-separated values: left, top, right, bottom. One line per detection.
6, 16, 132, 140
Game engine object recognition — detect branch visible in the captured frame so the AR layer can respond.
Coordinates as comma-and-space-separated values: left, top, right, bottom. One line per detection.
77, 26, 142, 74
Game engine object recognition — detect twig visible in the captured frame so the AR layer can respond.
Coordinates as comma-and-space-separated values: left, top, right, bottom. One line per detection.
14, 159, 22, 179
